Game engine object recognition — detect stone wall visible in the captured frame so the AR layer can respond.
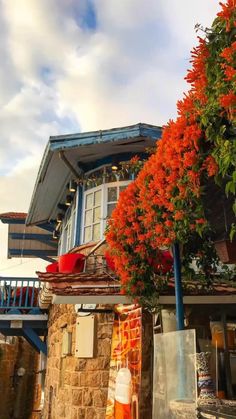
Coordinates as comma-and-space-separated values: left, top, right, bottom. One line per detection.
0, 337, 40, 419
0, 337, 18, 419
43, 304, 154, 419
43, 304, 114, 419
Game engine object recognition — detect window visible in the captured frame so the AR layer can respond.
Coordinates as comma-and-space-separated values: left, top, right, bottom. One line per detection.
82, 181, 130, 244
83, 187, 102, 243
58, 195, 77, 254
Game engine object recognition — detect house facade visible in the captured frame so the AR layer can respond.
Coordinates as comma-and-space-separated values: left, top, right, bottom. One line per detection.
25, 123, 161, 419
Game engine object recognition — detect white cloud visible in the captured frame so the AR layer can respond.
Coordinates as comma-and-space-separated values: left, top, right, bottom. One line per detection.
0, 0, 220, 276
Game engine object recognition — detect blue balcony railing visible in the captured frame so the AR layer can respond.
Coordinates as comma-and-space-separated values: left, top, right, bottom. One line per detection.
0, 278, 41, 310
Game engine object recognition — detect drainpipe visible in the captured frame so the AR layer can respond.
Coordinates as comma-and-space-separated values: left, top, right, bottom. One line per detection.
173, 242, 186, 401
172, 242, 184, 330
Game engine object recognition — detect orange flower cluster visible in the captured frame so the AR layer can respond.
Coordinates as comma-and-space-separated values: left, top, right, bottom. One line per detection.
106, 0, 236, 298
217, 0, 236, 31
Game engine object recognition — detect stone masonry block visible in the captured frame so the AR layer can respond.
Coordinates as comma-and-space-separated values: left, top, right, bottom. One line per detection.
72, 389, 83, 406
93, 389, 107, 407
80, 371, 101, 387
83, 388, 93, 406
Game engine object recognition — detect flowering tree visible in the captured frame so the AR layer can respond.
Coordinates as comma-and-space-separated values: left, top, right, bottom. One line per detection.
106, 0, 236, 302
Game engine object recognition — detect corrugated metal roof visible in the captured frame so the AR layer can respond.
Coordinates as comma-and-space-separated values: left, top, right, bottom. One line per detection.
26, 123, 162, 226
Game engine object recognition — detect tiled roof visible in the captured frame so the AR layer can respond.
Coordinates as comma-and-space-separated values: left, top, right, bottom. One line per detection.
37, 271, 121, 296
37, 271, 236, 297
0, 212, 27, 220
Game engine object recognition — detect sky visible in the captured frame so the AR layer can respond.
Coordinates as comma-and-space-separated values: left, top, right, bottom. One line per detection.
0, 0, 220, 277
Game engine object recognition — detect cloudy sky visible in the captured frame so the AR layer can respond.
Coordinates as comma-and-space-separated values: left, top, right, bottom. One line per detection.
0, 0, 220, 276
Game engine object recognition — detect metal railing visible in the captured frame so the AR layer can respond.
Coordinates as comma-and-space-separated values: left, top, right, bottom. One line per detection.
0, 278, 41, 310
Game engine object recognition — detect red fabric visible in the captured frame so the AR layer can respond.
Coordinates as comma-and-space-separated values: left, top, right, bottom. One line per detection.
58, 253, 85, 273
15, 287, 33, 298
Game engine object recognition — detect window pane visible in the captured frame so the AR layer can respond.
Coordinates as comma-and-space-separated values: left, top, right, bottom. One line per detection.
85, 209, 92, 226
93, 206, 101, 223
84, 226, 91, 243
85, 193, 93, 209
94, 190, 101, 206
92, 223, 101, 241
107, 203, 116, 218
108, 187, 117, 202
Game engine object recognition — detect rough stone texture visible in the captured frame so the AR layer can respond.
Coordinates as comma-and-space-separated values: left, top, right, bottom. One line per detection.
43, 304, 114, 419
43, 303, 154, 419
0, 336, 40, 419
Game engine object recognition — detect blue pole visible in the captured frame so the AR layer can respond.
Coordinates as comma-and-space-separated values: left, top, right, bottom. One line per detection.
173, 242, 186, 401
173, 242, 184, 330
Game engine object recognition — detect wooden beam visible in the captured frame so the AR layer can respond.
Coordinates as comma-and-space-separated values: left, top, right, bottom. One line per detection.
158, 295, 236, 305
52, 295, 132, 305
0, 314, 48, 321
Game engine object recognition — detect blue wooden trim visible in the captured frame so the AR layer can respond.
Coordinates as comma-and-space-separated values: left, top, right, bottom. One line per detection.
10, 233, 53, 241
75, 185, 83, 246
0, 218, 26, 224
173, 242, 184, 330
9, 249, 57, 257
38, 222, 55, 232
50, 123, 162, 151
10, 233, 57, 249
23, 328, 47, 355
0, 277, 41, 309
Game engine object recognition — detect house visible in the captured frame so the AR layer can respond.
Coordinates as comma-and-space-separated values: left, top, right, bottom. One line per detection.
25, 123, 161, 419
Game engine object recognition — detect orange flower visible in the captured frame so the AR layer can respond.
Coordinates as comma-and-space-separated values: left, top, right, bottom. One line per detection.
203, 155, 219, 177
174, 210, 185, 221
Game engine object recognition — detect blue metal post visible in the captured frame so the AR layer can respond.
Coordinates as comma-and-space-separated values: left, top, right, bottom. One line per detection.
173, 242, 184, 330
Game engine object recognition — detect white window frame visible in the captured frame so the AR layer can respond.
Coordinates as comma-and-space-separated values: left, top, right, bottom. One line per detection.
82, 185, 104, 244
58, 195, 77, 255
81, 180, 130, 244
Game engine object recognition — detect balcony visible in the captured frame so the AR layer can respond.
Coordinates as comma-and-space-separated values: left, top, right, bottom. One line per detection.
0, 277, 48, 355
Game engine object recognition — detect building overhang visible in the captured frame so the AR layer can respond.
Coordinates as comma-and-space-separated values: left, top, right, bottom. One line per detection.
26, 123, 162, 227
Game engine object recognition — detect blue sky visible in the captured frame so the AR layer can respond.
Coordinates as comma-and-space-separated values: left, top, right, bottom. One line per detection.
0, 0, 220, 274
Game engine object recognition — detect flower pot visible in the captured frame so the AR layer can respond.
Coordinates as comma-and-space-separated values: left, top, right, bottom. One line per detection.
46, 262, 59, 273
214, 239, 236, 264
58, 253, 85, 273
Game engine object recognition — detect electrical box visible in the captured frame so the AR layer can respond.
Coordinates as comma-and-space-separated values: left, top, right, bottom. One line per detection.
75, 315, 95, 358
61, 330, 72, 357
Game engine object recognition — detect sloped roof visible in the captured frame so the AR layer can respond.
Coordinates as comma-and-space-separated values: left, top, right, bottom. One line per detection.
26, 123, 162, 226
37, 271, 236, 297
37, 271, 120, 296
0, 212, 27, 222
